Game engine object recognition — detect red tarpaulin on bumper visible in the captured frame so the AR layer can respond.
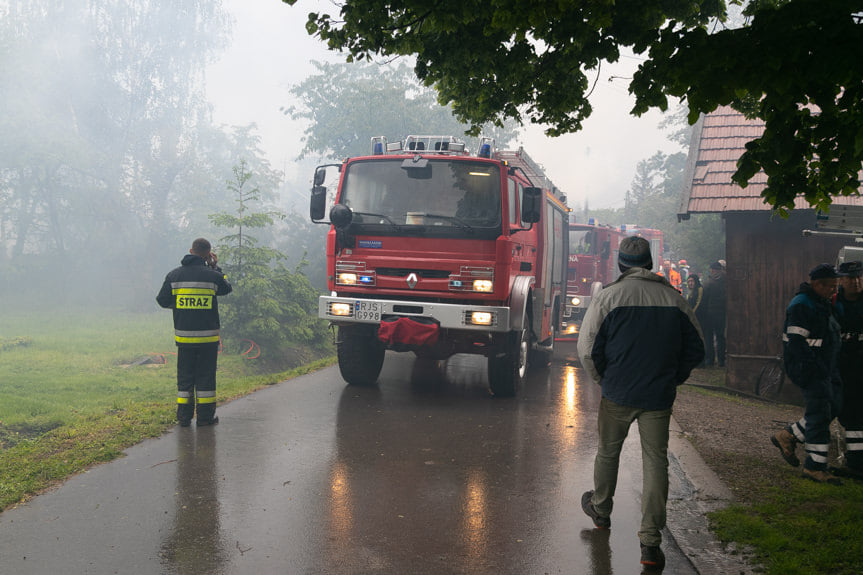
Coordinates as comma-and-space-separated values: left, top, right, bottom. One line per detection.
378, 316, 440, 347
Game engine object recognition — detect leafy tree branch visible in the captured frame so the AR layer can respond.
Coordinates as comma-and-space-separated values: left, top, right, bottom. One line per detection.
282, 0, 863, 213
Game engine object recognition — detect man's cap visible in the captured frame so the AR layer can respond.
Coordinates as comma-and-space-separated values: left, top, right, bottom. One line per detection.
718, 259, 726, 269
618, 236, 653, 270
838, 261, 863, 277
709, 261, 723, 270
809, 263, 841, 281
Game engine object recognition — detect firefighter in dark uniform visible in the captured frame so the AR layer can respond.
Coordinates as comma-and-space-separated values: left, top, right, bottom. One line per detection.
834, 260, 863, 478
157, 238, 232, 427
772, 263, 843, 484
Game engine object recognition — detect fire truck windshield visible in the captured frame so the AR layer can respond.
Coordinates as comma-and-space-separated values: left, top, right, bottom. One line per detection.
340, 159, 501, 232
571, 230, 595, 255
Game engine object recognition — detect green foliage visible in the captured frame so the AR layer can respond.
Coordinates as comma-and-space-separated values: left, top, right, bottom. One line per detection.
284, 60, 520, 160
285, 0, 863, 213
633, 0, 863, 214
211, 162, 329, 350
709, 479, 863, 574
287, 0, 718, 135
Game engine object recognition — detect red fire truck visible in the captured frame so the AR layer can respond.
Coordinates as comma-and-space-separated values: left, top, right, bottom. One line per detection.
557, 219, 663, 343
310, 135, 569, 396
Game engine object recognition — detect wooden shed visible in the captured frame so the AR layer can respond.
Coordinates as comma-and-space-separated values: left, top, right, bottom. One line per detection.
678, 106, 863, 404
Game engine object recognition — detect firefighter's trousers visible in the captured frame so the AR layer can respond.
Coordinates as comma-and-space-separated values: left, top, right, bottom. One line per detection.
839, 377, 863, 471
176, 343, 219, 423
798, 378, 842, 471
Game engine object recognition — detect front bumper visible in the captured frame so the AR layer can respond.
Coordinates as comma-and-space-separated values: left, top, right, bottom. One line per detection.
319, 296, 511, 333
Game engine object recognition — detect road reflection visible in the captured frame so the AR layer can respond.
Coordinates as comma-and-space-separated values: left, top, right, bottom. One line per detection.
160, 429, 227, 575
318, 353, 599, 573
580, 528, 613, 573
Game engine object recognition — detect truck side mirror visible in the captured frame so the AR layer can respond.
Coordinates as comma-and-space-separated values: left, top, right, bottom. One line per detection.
313, 167, 326, 186
601, 240, 611, 260
521, 187, 542, 224
310, 185, 327, 221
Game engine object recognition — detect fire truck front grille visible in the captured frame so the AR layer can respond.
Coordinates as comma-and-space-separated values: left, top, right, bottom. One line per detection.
376, 268, 450, 279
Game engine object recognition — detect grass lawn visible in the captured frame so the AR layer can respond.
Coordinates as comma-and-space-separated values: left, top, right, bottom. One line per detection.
0, 308, 333, 511
710, 481, 863, 575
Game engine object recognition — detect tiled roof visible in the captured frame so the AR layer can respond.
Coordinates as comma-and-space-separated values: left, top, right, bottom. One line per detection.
679, 105, 863, 216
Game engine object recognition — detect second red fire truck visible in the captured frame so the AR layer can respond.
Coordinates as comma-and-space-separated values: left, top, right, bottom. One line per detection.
557, 218, 664, 343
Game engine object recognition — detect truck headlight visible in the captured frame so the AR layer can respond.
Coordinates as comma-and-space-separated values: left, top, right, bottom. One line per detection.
329, 302, 352, 316
571, 297, 581, 306
337, 273, 358, 285
472, 279, 494, 293
470, 311, 494, 326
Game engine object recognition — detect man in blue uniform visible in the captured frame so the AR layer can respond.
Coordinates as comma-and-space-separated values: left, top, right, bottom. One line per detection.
157, 238, 232, 427
771, 263, 843, 484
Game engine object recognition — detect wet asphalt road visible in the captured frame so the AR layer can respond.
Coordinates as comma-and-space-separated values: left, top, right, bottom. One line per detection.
0, 351, 699, 574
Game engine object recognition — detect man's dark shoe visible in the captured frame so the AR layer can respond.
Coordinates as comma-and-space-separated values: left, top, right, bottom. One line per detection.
581, 490, 610, 529
801, 467, 842, 485
771, 428, 800, 467
178, 420, 191, 427
196, 416, 219, 427
640, 544, 666, 570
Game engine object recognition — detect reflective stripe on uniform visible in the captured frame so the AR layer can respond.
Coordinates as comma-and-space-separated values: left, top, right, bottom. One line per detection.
171, 281, 217, 293
846, 431, 863, 451
175, 334, 220, 344
197, 390, 217, 404
782, 334, 822, 346
787, 325, 811, 338
174, 329, 220, 344
177, 391, 193, 404
805, 442, 830, 463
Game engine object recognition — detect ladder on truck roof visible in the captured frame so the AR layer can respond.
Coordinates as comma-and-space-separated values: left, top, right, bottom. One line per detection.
496, 147, 563, 200
803, 204, 863, 241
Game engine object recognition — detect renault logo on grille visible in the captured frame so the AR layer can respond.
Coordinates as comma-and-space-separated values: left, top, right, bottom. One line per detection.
406, 272, 418, 289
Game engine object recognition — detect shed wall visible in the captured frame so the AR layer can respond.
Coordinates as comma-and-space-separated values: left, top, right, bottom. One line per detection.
724, 210, 854, 404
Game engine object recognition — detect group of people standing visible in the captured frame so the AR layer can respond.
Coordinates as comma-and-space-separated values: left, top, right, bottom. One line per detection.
772, 261, 863, 484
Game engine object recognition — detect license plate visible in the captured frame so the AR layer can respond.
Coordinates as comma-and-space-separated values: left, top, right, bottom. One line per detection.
355, 300, 381, 321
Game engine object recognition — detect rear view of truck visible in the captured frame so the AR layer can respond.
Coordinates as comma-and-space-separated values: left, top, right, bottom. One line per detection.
310, 136, 568, 396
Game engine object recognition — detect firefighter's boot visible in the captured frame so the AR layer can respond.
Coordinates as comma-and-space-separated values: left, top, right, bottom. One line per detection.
801, 467, 842, 486
771, 428, 800, 467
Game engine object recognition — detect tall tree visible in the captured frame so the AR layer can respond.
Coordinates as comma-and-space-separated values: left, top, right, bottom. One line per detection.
284, 61, 520, 161
617, 152, 723, 273
286, 0, 863, 213
210, 162, 328, 352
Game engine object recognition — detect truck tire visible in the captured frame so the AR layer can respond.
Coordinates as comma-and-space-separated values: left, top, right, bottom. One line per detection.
487, 327, 528, 397
337, 325, 385, 386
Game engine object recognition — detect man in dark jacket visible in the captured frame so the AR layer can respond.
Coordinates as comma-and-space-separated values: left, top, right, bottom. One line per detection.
834, 260, 863, 478
577, 236, 704, 571
771, 263, 843, 484
701, 261, 727, 367
157, 238, 232, 427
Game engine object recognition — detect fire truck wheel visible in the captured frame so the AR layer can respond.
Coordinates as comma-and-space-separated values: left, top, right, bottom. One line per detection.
337, 325, 385, 386
487, 327, 528, 397
529, 336, 553, 369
